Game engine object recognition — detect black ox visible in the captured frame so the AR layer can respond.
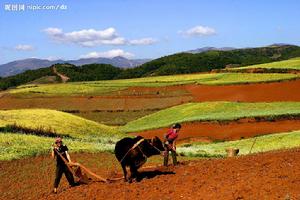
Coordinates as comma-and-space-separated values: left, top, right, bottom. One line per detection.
114, 136, 165, 182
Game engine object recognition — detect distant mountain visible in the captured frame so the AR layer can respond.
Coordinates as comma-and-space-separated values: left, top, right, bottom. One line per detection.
268, 43, 294, 47
68, 56, 150, 68
0, 57, 151, 77
186, 47, 236, 54
0, 58, 60, 77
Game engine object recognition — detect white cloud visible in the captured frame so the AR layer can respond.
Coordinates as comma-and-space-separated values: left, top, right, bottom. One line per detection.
129, 38, 157, 45
44, 27, 125, 47
44, 27, 63, 35
14, 44, 34, 51
80, 49, 134, 59
44, 27, 156, 47
180, 25, 216, 37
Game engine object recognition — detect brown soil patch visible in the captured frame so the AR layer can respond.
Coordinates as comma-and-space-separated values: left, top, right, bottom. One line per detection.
185, 79, 300, 102
134, 119, 300, 142
73, 110, 158, 125
110, 85, 189, 97
2, 149, 299, 199
0, 152, 120, 200
0, 95, 192, 111
2, 79, 300, 112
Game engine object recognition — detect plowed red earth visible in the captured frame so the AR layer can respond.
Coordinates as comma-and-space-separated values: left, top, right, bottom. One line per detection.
38, 149, 300, 199
0, 95, 192, 111
134, 119, 300, 142
1, 149, 300, 199
185, 79, 300, 102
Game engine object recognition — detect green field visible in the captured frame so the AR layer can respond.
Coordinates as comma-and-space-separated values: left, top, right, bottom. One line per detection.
0, 109, 123, 139
9, 73, 299, 97
121, 102, 300, 132
178, 130, 300, 157
0, 109, 128, 160
230, 57, 300, 71
0, 133, 118, 160
2, 129, 300, 160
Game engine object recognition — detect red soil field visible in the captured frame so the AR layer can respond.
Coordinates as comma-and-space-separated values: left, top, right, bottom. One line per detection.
32, 148, 300, 199
133, 119, 300, 142
1, 79, 300, 112
0, 95, 192, 111
109, 78, 300, 102
2, 149, 300, 199
185, 79, 300, 102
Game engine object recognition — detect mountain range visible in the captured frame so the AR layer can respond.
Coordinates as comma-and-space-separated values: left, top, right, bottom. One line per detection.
0, 57, 151, 77
1, 44, 300, 91
0, 43, 297, 78
185, 47, 236, 54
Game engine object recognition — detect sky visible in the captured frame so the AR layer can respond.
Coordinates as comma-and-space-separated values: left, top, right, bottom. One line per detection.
0, 0, 299, 64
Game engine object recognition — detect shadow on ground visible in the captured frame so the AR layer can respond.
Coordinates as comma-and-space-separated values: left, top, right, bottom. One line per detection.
137, 170, 175, 182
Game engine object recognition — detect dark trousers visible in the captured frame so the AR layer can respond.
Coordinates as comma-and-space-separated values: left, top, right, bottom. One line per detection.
163, 149, 177, 166
54, 164, 75, 188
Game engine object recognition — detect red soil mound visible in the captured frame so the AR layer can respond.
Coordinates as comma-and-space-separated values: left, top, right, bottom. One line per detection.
185, 79, 300, 102
43, 148, 300, 200
134, 119, 300, 142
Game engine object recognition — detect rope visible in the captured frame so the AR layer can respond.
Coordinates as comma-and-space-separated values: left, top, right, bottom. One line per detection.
249, 137, 258, 154
150, 138, 164, 155
69, 162, 107, 183
53, 148, 77, 176
119, 139, 145, 164
118, 138, 164, 164
53, 147, 107, 183
137, 145, 147, 160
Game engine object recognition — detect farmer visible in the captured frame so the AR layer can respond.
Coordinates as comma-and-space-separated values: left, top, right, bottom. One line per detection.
163, 123, 181, 166
51, 137, 77, 194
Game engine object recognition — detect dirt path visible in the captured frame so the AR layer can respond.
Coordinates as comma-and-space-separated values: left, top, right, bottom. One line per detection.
42, 148, 300, 200
134, 119, 300, 142
53, 66, 70, 83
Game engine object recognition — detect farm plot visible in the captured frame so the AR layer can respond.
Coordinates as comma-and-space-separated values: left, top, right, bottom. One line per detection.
121, 102, 300, 133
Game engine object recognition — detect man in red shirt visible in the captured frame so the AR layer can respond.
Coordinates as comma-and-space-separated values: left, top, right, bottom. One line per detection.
163, 123, 181, 166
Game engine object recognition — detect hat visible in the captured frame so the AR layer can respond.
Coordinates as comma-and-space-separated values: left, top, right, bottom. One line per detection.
55, 137, 62, 143
173, 123, 181, 129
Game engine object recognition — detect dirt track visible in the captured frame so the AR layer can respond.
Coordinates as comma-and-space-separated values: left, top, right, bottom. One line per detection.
42, 148, 300, 200
134, 119, 300, 142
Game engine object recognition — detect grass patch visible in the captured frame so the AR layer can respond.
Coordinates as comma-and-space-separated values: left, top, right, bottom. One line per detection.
178, 130, 300, 157
0, 109, 124, 140
0, 133, 118, 161
121, 102, 300, 132
9, 73, 299, 97
230, 57, 300, 71
0, 109, 129, 161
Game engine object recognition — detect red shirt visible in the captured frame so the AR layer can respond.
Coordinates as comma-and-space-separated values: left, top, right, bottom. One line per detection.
165, 129, 178, 142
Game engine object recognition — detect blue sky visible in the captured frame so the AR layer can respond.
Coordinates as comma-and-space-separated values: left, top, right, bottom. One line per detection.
0, 0, 299, 64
